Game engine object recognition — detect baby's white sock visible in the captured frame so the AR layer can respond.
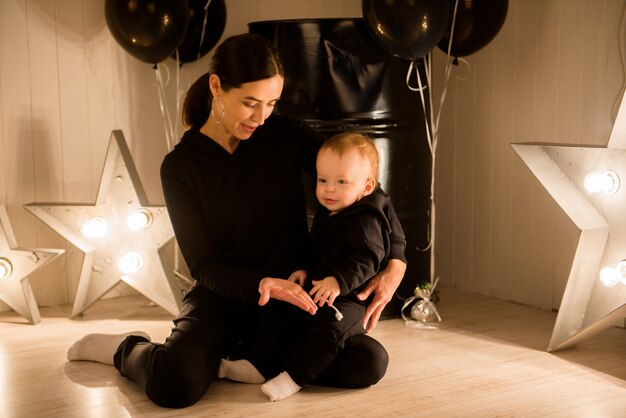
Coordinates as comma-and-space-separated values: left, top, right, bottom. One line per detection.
261, 371, 302, 401
218, 359, 265, 384
67, 331, 150, 365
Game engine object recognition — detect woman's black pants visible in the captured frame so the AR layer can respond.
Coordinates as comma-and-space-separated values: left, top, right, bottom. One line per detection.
114, 285, 389, 408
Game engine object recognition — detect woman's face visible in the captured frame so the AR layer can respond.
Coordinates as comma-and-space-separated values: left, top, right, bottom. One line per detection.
215, 74, 284, 140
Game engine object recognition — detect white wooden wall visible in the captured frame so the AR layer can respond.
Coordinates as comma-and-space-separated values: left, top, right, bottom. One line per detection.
0, 0, 363, 311
1, 0, 624, 313
432, 0, 626, 310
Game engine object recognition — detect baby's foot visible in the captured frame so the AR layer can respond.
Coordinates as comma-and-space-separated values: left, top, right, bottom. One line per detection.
261, 372, 301, 401
218, 359, 265, 383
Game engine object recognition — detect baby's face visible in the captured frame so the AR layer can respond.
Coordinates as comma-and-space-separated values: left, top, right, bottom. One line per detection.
315, 148, 373, 214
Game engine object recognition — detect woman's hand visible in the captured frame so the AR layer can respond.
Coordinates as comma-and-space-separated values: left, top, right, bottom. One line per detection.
258, 277, 317, 314
310, 276, 340, 307
357, 259, 406, 332
287, 269, 307, 286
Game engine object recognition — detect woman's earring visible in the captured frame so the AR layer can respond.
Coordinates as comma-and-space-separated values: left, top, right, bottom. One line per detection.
211, 97, 225, 124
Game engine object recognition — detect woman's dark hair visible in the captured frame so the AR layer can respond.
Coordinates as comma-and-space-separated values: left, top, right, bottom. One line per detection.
182, 33, 284, 129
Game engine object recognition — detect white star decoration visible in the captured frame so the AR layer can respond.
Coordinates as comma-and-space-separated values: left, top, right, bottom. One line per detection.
513, 89, 626, 351
0, 205, 64, 324
25, 130, 182, 318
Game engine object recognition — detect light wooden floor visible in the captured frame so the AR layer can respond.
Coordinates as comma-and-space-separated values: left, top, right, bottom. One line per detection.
2, 287, 626, 418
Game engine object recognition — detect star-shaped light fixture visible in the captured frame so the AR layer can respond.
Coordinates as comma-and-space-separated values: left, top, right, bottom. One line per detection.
25, 130, 182, 318
513, 89, 626, 351
0, 205, 64, 324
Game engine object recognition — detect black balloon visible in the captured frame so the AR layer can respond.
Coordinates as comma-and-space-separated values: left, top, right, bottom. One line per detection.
438, 0, 508, 58
105, 0, 190, 64
362, 0, 450, 61
173, 0, 226, 63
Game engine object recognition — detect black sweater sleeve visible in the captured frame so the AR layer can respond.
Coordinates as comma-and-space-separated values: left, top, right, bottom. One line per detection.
329, 212, 388, 295
160, 153, 262, 304
386, 199, 407, 263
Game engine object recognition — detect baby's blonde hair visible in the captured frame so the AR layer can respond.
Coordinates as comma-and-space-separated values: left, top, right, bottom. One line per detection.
319, 132, 379, 180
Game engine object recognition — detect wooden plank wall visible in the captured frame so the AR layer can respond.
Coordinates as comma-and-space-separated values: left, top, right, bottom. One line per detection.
1, 0, 624, 314
0, 0, 364, 311
432, 0, 626, 310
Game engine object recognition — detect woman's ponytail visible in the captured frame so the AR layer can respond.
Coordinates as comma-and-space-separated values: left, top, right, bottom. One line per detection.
182, 73, 211, 130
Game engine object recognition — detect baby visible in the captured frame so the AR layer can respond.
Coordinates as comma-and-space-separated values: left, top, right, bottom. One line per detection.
220, 131, 405, 401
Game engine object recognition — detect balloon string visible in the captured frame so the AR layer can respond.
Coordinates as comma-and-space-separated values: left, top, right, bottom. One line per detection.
158, 64, 175, 149
198, 0, 212, 61
159, 60, 171, 85
156, 61, 188, 285
428, 0, 460, 153
172, 55, 190, 288
413, 56, 436, 289
174, 50, 182, 144
435, 0, 459, 135
454, 57, 472, 81
154, 64, 175, 151
410, 0, 461, 288
413, 58, 436, 290
445, 0, 460, 64
405, 61, 427, 92
414, 60, 433, 156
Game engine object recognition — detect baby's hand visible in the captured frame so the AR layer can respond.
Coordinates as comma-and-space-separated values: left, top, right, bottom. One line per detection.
310, 276, 340, 307
287, 269, 307, 286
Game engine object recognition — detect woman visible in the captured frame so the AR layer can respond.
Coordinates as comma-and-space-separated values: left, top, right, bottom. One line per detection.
67, 33, 407, 408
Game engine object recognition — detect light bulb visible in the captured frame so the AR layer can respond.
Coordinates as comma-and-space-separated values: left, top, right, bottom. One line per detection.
118, 252, 143, 274
583, 171, 620, 195
81, 217, 109, 238
600, 266, 621, 287
617, 260, 626, 285
599, 259, 626, 287
126, 208, 153, 231
0, 257, 13, 279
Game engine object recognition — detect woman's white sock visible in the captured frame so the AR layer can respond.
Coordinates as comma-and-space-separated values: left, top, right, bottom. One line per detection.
218, 359, 265, 384
261, 371, 302, 401
67, 331, 151, 365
